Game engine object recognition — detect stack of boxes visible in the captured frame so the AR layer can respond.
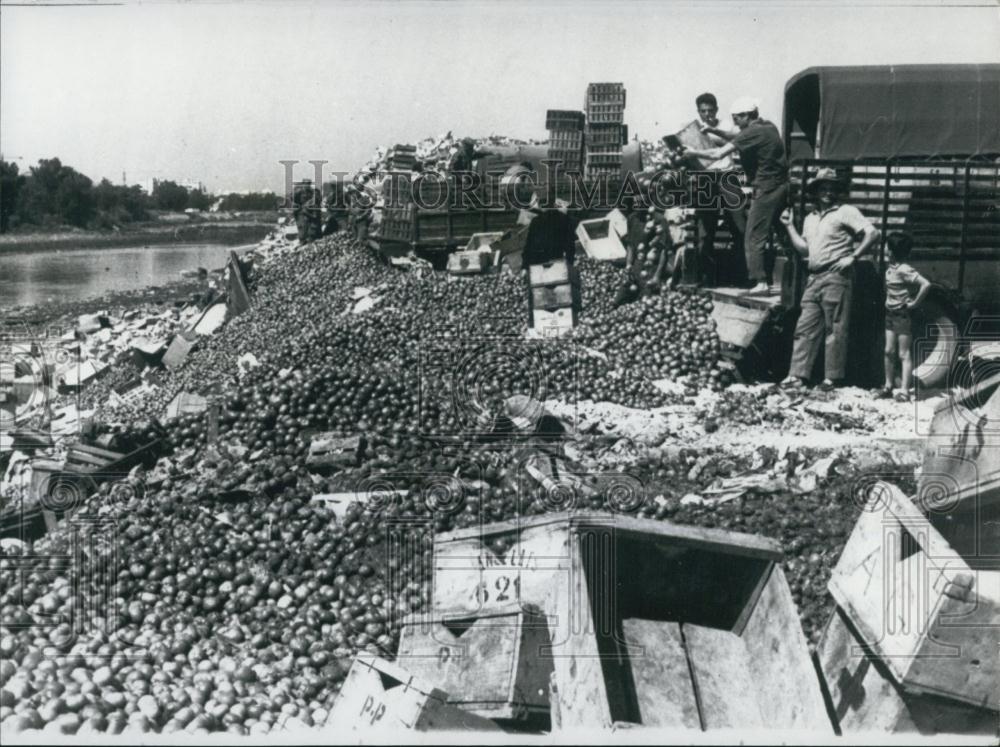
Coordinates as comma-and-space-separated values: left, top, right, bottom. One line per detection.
545, 110, 586, 176
386, 144, 417, 172
584, 82, 627, 180
378, 160, 414, 241
378, 205, 414, 242
528, 258, 576, 335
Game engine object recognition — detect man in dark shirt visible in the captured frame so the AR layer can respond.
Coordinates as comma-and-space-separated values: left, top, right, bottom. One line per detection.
684, 97, 789, 294
522, 195, 577, 267
521, 193, 581, 320
292, 181, 322, 243
449, 138, 495, 173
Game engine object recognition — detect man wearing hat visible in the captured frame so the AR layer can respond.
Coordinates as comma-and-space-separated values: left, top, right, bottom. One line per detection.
683, 97, 788, 294
779, 168, 881, 390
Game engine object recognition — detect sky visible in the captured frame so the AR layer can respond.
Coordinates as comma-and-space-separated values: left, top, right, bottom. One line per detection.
1, 0, 998, 194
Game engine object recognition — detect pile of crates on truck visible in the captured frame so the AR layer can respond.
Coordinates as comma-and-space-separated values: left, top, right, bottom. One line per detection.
545, 110, 586, 176
386, 143, 418, 172
584, 82, 627, 180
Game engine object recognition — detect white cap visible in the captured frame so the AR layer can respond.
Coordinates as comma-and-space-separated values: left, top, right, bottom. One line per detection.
730, 96, 760, 116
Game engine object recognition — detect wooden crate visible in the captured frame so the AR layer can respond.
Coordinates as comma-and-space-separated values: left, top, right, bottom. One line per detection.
431, 511, 830, 732
576, 210, 627, 263
530, 283, 573, 310
447, 250, 490, 275
324, 653, 500, 733
828, 481, 999, 710
464, 231, 507, 253
396, 603, 552, 720
545, 110, 585, 130
817, 605, 999, 735
527, 259, 570, 287
531, 307, 576, 336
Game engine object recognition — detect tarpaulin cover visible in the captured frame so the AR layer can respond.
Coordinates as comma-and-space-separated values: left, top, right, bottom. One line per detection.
785, 65, 1000, 159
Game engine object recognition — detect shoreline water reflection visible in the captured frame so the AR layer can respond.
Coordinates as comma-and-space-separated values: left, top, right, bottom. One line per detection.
0, 243, 253, 309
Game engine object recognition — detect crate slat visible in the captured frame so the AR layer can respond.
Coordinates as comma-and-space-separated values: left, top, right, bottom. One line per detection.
621, 618, 700, 729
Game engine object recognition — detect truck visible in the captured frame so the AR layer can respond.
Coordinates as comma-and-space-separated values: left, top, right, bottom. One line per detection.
370, 142, 644, 263
707, 64, 1000, 385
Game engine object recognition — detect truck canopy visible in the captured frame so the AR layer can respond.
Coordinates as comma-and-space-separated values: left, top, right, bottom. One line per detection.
784, 64, 1000, 160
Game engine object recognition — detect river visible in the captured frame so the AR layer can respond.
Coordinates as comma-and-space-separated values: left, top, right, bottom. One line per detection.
0, 243, 254, 310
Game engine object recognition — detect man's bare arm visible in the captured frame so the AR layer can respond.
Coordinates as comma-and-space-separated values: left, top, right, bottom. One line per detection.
684, 142, 737, 161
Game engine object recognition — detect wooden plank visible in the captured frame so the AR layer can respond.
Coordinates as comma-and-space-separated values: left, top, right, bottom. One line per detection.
550, 527, 614, 731
683, 624, 764, 729
594, 514, 783, 562
621, 618, 700, 729
742, 566, 834, 730
70, 443, 125, 461
65, 449, 114, 468
730, 562, 774, 636
436, 511, 783, 563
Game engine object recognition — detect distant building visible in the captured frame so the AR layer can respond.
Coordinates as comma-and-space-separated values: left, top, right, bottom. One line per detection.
139, 178, 206, 195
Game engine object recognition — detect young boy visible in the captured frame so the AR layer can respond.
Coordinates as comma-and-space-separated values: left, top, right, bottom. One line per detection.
881, 232, 932, 402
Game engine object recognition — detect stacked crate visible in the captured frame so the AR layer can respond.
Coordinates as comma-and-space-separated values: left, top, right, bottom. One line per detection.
386, 144, 417, 171
584, 82, 627, 180
377, 205, 414, 242
527, 258, 576, 335
545, 110, 585, 175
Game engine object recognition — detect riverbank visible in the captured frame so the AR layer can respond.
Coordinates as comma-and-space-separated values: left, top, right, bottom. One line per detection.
0, 219, 273, 253
1, 276, 212, 330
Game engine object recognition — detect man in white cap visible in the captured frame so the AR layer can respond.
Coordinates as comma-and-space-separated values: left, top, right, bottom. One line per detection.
683, 97, 789, 294
778, 168, 880, 390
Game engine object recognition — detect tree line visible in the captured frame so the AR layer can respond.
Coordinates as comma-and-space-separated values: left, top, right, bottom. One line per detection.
0, 158, 280, 232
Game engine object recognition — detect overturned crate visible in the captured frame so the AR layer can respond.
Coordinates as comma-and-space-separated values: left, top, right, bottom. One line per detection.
826, 481, 999, 716
431, 510, 831, 732
575, 209, 627, 263
817, 606, 999, 736
396, 603, 552, 723
324, 653, 500, 734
